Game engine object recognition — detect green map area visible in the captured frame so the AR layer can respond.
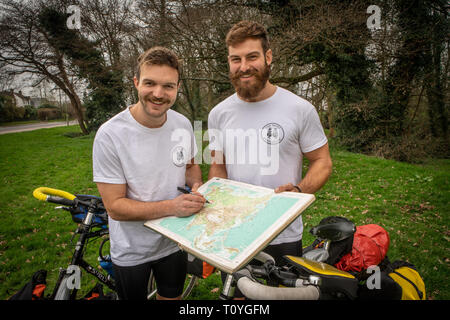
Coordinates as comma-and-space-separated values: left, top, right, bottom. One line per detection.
158, 180, 300, 261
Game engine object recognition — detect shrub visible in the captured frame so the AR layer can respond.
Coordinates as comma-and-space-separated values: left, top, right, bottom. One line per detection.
37, 108, 62, 121
23, 105, 37, 120
37, 103, 59, 109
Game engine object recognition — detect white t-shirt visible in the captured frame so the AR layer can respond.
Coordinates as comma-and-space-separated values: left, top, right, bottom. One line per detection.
93, 107, 197, 266
208, 87, 327, 245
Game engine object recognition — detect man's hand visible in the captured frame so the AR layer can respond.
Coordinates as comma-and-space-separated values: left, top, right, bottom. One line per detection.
275, 144, 332, 195
275, 183, 301, 193
171, 193, 205, 217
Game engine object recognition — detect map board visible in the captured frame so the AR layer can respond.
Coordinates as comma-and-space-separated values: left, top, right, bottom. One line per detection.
144, 177, 315, 274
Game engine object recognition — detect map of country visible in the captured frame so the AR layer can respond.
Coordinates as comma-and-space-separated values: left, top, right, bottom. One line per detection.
158, 180, 300, 261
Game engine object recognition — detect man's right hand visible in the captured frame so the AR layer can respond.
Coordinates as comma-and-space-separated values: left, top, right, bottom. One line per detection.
171, 193, 206, 217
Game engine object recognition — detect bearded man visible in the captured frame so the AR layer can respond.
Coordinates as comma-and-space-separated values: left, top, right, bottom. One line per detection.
207, 21, 333, 298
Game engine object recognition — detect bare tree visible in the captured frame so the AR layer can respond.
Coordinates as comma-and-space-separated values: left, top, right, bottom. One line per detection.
0, 0, 89, 134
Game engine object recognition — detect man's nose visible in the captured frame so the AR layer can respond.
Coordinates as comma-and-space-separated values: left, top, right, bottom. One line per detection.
152, 85, 164, 98
239, 59, 251, 73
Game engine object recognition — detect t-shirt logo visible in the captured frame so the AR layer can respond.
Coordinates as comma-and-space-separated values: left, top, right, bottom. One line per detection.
261, 123, 284, 145
172, 145, 187, 167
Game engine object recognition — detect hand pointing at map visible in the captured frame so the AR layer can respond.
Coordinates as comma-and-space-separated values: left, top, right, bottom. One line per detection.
171, 193, 205, 217
172, 183, 207, 218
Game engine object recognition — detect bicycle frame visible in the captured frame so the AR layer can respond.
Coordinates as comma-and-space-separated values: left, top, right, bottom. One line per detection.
50, 199, 115, 300
33, 187, 197, 300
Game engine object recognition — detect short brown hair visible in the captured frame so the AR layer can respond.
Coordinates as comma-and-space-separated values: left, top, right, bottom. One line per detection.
225, 20, 270, 53
136, 46, 181, 82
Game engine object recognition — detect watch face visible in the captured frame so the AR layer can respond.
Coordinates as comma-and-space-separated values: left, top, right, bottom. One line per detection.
261, 123, 285, 145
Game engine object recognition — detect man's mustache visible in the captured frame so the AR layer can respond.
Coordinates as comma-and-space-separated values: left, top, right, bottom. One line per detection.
230, 68, 258, 81
144, 95, 171, 104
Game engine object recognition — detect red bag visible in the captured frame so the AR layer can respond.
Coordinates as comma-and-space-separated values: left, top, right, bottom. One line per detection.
335, 224, 390, 273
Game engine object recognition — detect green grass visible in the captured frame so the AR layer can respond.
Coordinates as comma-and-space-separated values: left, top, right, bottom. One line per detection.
0, 126, 448, 300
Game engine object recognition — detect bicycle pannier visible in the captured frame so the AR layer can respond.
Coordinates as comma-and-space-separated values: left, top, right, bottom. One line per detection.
335, 224, 390, 274
9, 269, 47, 300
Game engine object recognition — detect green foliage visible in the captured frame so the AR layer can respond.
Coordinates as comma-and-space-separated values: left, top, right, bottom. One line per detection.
37, 104, 58, 109
0, 95, 36, 123
329, 0, 448, 161
37, 108, 62, 121
0, 95, 16, 122
23, 106, 37, 120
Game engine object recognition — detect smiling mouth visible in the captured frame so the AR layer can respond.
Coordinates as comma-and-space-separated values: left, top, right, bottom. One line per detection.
147, 99, 168, 106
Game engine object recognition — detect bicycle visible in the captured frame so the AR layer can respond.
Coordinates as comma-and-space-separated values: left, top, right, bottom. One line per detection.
229, 251, 359, 300
33, 187, 115, 300
32, 187, 198, 300
219, 217, 359, 300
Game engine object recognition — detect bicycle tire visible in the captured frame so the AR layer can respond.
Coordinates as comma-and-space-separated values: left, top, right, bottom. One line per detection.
146, 271, 198, 300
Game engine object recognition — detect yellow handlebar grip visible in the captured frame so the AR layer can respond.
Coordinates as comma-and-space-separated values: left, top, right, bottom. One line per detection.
33, 187, 76, 202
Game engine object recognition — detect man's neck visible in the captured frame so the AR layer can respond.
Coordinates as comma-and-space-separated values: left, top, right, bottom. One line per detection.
130, 103, 167, 129
238, 82, 277, 103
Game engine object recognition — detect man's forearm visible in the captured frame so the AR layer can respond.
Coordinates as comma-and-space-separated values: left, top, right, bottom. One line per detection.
208, 150, 227, 180
106, 197, 175, 221
298, 158, 332, 193
208, 163, 227, 180
185, 163, 203, 188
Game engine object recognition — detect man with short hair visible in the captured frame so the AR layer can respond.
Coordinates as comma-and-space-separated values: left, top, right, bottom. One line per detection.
93, 47, 205, 300
208, 21, 332, 298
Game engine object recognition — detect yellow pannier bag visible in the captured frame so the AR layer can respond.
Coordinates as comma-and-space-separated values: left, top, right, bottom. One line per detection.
388, 264, 426, 300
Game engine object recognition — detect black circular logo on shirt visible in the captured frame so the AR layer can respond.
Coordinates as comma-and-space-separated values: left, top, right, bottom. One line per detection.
261, 123, 285, 145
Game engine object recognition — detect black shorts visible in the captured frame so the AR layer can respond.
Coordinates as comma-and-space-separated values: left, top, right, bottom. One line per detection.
221, 239, 303, 298
112, 250, 187, 300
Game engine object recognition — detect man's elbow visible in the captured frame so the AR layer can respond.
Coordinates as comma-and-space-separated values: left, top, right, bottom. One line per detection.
103, 198, 125, 221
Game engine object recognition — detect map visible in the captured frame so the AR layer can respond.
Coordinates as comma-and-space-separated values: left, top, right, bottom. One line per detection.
144, 178, 315, 273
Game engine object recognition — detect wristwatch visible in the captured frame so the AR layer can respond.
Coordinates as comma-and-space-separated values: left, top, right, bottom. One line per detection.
293, 185, 302, 193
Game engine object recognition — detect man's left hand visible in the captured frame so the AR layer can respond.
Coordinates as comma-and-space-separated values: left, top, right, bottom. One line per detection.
275, 183, 300, 193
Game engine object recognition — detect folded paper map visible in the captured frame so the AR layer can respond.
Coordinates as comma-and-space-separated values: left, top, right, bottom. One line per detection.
144, 177, 315, 274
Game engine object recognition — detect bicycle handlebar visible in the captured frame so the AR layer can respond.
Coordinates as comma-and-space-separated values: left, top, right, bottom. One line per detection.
33, 187, 76, 206
236, 276, 320, 300
234, 252, 320, 300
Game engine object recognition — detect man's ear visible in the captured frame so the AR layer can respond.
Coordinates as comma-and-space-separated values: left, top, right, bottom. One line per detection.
133, 76, 139, 89
265, 48, 273, 66
177, 79, 182, 90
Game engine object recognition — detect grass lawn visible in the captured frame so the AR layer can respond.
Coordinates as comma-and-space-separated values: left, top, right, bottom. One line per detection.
0, 125, 448, 300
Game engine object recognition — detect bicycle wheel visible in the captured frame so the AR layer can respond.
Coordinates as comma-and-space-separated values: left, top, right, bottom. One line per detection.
146, 271, 198, 300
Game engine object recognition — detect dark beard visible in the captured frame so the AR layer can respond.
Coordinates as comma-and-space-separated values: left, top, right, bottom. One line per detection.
229, 62, 270, 100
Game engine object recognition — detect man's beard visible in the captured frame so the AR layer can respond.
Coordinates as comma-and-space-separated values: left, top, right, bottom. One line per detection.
229, 62, 270, 100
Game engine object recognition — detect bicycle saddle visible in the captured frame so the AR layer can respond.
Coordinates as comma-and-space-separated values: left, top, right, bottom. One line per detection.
309, 216, 356, 242
284, 255, 358, 300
